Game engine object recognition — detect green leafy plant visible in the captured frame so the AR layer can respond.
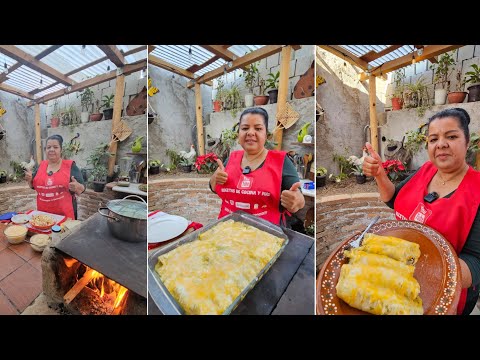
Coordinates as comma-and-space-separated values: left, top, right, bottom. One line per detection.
467, 132, 480, 167
464, 64, 480, 85
391, 69, 406, 99
404, 125, 428, 155
101, 94, 115, 109
149, 159, 161, 167
166, 148, 181, 170
316, 166, 327, 176
0, 170, 7, 177
9, 161, 25, 180
80, 88, 94, 112
266, 71, 280, 91
403, 76, 430, 110
60, 105, 77, 126
214, 78, 227, 103
333, 152, 354, 178
223, 85, 241, 117
62, 140, 82, 159
86, 143, 113, 182
430, 51, 456, 91
240, 62, 259, 93
305, 223, 315, 237
179, 156, 195, 167
51, 99, 61, 118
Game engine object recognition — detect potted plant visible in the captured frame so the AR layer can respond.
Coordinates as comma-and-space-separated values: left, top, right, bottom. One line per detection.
86, 143, 113, 192
101, 94, 115, 120
0, 170, 7, 183
213, 78, 226, 112
347, 153, 367, 184
90, 99, 104, 121
80, 87, 94, 123
241, 62, 258, 107
430, 51, 456, 105
382, 159, 406, 182
464, 64, 480, 102
266, 71, 280, 104
179, 156, 195, 172
316, 166, 327, 188
148, 160, 162, 175
448, 70, 468, 104
194, 153, 219, 174
60, 105, 77, 126
466, 133, 480, 167
390, 69, 405, 110
51, 99, 61, 128
223, 85, 241, 117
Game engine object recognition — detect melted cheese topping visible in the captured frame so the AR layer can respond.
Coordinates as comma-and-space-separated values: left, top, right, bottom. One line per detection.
155, 220, 284, 315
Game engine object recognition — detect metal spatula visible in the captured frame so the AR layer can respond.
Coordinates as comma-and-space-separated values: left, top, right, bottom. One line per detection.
348, 216, 380, 249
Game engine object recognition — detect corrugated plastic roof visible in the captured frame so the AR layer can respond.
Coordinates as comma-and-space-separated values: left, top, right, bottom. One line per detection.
0, 45, 146, 99
339, 45, 417, 67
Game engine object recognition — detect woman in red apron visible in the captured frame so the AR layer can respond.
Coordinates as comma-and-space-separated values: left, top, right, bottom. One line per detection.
25, 135, 86, 220
363, 108, 480, 315
209, 107, 305, 226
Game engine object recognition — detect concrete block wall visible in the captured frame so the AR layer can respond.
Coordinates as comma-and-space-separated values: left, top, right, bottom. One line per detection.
148, 178, 221, 226
315, 193, 395, 274
385, 45, 480, 109
212, 45, 315, 102
43, 71, 146, 124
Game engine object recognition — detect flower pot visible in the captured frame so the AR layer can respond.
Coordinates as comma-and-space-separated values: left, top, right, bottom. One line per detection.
391, 97, 403, 110
89, 113, 103, 121
213, 100, 222, 112
316, 175, 326, 188
267, 89, 278, 104
355, 174, 367, 184
180, 165, 192, 173
0, 175, 6, 183
103, 108, 113, 120
80, 112, 89, 123
253, 95, 269, 106
244, 93, 254, 107
467, 84, 480, 102
149, 165, 160, 175
93, 181, 106, 193
51, 117, 60, 128
148, 116, 155, 124
447, 91, 468, 104
434, 89, 447, 105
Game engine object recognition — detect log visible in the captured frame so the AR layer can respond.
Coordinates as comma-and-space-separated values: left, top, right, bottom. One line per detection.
64, 268, 96, 304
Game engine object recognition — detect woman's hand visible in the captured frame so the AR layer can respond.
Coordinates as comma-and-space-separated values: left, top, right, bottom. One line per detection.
281, 182, 305, 213
69, 176, 84, 195
24, 170, 32, 183
210, 159, 228, 189
363, 142, 385, 178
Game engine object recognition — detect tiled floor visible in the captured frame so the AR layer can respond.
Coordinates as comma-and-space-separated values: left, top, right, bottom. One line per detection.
0, 234, 42, 315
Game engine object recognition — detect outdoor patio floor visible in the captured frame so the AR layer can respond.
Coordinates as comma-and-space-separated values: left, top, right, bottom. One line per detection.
0, 235, 42, 315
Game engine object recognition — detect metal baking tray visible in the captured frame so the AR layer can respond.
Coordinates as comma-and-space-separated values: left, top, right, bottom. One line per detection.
148, 211, 289, 315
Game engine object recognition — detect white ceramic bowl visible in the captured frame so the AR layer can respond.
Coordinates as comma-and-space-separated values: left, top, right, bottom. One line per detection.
29, 234, 51, 252
11, 214, 31, 224
4, 225, 28, 244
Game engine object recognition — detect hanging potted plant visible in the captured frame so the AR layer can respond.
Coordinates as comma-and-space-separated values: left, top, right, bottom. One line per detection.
447, 70, 468, 104
430, 51, 455, 105
79, 87, 94, 123
464, 64, 480, 102
390, 70, 405, 110
266, 71, 280, 104
101, 94, 115, 120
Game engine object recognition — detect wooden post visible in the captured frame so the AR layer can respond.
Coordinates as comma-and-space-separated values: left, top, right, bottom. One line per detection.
34, 103, 42, 164
476, 149, 480, 170
194, 82, 205, 156
107, 73, 125, 177
369, 74, 379, 154
273, 46, 292, 150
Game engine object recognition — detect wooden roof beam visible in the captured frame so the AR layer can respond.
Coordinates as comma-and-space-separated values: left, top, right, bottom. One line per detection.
318, 45, 368, 71
97, 45, 126, 67
187, 45, 286, 89
360, 45, 402, 63
148, 45, 156, 53
27, 59, 147, 106
201, 45, 237, 62
0, 45, 75, 86
0, 83, 35, 99
148, 54, 212, 86
0, 45, 62, 83
186, 55, 220, 73
364, 45, 463, 78
29, 46, 146, 95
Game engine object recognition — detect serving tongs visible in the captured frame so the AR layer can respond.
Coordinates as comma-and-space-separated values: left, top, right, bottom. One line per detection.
346, 216, 380, 250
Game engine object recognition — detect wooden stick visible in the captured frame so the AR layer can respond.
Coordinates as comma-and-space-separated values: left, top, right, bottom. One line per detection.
64, 269, 96, 304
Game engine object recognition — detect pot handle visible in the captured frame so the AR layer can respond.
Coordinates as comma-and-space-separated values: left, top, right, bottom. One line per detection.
123, 194, 147, 204
98, 207, 119, 222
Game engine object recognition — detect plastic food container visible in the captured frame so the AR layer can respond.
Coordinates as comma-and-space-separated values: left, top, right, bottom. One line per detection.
29, 234, 51, 252
4, 225, 28, 244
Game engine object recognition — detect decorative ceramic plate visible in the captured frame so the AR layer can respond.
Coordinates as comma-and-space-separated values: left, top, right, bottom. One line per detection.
317, 220, 461, 315
148, 214, 188, 244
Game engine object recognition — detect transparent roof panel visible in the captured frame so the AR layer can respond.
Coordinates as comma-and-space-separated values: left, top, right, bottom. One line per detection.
340, 45, 416, 67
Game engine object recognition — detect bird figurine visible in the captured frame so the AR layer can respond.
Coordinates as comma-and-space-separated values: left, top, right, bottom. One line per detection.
132, 136, 144, 153
20, 155, 35, 172
178, 144, 197, 162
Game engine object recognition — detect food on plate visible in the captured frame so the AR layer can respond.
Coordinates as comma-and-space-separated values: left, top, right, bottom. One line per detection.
11, 214, 31, 224
30, 214, 55, 228
155, 219, 285, 315
359, 233, 421, 265
5, 225, 28, 237
29, 234, 51, 252
336, 233, 423, 315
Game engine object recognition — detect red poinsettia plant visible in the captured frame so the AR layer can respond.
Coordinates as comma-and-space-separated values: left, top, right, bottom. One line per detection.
194, 152, 219, 174
382, 159, 406, 181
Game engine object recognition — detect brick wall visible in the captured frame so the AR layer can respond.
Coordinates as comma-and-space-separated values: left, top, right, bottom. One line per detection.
0, 184, 37, 213
77, 187, 118, 221
148, 178, 222, 226
315, 192, 395, 274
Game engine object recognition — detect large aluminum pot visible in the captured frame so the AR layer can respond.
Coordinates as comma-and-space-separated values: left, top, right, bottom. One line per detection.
98, 195, 147, 242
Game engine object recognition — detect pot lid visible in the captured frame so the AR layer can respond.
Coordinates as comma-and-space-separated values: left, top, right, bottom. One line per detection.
107, 199, 147, 220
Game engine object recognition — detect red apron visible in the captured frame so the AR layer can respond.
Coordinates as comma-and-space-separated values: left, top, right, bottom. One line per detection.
33, 160, 75, 220
394, 161, 480, 314
216, 150, 285, 225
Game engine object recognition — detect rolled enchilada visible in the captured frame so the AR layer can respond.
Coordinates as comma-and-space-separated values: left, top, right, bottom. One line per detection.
359, 233, 421, 265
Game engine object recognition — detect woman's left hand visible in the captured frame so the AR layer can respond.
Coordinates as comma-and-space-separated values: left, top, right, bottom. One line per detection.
281, 182, 305, 213
69, 176, 83, 194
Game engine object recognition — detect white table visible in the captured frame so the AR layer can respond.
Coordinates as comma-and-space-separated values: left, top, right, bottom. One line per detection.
112, 182, 147, 197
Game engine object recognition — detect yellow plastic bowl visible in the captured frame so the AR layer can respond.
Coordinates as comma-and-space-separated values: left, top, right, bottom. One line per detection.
4, 225, 28, 244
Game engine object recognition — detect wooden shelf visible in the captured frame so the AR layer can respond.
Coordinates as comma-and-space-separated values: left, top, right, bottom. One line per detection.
292, 142, 314, 146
